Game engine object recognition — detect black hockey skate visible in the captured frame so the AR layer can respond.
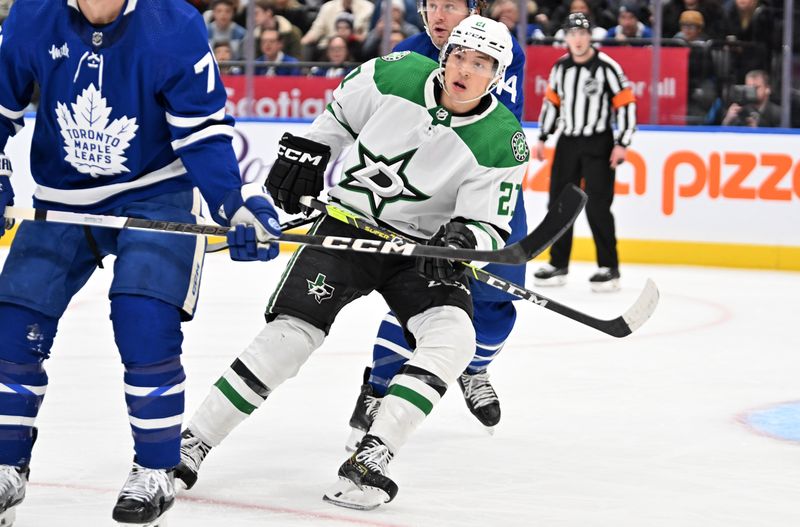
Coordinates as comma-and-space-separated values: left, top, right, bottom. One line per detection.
589, 267, 621, 292
0, 465, 29, 527
345, 367, 382, 452
458, 371, 501, 428
174, 428, 212, 491
533, 264, 568, 286
323, 434, 398, 511
112, 462, 175, 526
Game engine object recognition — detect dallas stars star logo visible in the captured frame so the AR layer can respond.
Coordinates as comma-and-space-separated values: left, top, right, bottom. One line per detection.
339, 143, 428, 218
307, 273, 335, 304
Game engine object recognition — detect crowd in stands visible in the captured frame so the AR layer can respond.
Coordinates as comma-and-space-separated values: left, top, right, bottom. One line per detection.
0, 0, 795, 126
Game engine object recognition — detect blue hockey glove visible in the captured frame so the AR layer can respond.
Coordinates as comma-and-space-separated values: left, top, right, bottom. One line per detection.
416, 221, 477, 282
219, 182, 281, 262
0, 154, 14, 238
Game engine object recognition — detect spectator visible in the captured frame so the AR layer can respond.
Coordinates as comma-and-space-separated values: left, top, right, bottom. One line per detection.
300, 0, 374, 55
721, 69, 781, 127
256, 29, 303, 76
674, 9, 707, 40
605, 1, 653, 41
722, 0, 775, 82
361, 0, 420, 58
272, 0, 312, 34
253, 0, 303, 59
207, 0, 247, 59
674, 11, 719, 123
213, 41, 243, 75
491, 0, 546, 41
310, 36, 354, 77
369, 0, 424, 32
334, 12, 366, 60
662, 0, 724, 40
552, 0, 609, 40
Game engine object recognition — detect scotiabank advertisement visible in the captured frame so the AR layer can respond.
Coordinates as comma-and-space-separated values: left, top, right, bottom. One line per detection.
221, 76, 341, 119
4, 120, 799, 269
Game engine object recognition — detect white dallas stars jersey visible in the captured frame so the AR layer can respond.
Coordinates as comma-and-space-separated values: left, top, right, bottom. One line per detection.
306, 52, 529, 251
0, 0, 240, 214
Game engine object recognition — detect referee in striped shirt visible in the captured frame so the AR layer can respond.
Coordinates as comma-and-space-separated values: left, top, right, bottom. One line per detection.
533, 12, 636, 292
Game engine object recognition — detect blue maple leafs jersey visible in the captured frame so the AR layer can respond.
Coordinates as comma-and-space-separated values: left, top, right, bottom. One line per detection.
0, 0, 241, 215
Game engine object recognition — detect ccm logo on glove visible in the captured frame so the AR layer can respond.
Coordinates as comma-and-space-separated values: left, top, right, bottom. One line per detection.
277, 145, 326, 166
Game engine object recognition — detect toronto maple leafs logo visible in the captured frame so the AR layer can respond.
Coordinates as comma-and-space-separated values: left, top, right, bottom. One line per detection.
306, 273, 335, 304
56, 84, 138, 178
339, 143, 428, 218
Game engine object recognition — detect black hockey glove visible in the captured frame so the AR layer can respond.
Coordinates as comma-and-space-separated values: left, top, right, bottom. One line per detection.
416, 221, 477, 282
266, 133, 331, 214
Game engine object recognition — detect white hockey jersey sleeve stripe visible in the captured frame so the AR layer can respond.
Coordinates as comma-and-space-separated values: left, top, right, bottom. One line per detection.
165, 108, 226, 129
465, 222, 505, 252
34, 159, 186, 206
171, 124, 235, 151
0, 103, 25, 120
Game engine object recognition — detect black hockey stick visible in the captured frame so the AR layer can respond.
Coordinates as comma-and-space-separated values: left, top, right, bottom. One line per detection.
300, 196, 659, 338
205, 214, 321, 253
3, 186, 584, 264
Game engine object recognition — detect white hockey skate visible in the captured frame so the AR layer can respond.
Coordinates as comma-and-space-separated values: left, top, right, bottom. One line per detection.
324, 435, 397, 511
112, 462, 175, 526
0, 465, 28, 527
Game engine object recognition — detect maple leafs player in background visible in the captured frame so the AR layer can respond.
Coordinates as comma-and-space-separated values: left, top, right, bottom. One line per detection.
345, 0, 528, 444
175, 15, 528, 510
0, 1, 280, 525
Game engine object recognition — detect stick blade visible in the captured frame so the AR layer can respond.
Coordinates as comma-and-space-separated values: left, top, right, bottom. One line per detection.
621, 278, 659, 334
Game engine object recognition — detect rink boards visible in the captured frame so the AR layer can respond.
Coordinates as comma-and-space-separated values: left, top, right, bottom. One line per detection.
3, 119, 800, 270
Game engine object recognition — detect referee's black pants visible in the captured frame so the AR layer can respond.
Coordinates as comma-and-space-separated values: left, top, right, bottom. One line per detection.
547, 132, 619, 270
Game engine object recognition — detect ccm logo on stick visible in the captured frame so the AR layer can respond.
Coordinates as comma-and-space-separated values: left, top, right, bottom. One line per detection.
278, 145, 324, 166
321, 236, 415, 255
663, 151, 800, 215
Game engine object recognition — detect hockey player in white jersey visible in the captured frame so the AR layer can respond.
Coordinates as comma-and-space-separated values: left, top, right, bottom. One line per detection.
175, 15, 528, 510
0, 1, 281, 525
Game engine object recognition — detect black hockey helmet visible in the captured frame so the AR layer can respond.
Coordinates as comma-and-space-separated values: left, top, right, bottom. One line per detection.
563, 12, 592, 31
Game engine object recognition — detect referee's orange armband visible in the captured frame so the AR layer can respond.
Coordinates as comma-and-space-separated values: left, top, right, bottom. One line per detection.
612, 87, 635, 109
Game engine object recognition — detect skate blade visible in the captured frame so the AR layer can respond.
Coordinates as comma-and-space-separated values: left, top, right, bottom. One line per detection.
533, 276, 567, 287
0, 505, 16, 527
590, 279, 620, 293
115, 511, 170, 527
322, 478, 389, 511
484, 425, 495, 436
345, 428, 365, 452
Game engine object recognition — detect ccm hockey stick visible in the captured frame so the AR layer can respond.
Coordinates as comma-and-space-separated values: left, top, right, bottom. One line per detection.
2, 186, 584, 264
300, 196, 659, 338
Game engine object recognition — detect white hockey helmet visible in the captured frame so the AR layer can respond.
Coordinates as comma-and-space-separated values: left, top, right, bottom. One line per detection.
439, 15, 513, 94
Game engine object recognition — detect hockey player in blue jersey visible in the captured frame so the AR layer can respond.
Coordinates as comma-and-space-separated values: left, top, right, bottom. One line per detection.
345, 0, 528, 446
0, 1, 281, 525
